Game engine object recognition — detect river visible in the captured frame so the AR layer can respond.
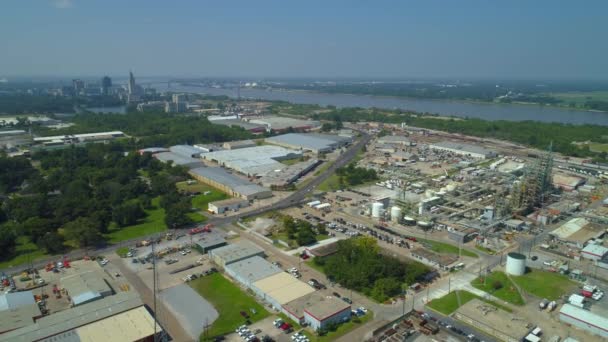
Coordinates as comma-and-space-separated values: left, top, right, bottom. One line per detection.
155, 83, 608, 126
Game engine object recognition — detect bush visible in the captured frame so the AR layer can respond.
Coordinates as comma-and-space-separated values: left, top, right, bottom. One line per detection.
492, 280, 503, 290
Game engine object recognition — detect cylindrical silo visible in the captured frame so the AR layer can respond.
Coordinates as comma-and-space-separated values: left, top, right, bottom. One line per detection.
506, 252, 526, 275
390, 206, 402, 222
371, 202, 384, 218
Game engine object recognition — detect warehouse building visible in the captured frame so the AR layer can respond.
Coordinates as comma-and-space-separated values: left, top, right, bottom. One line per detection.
559, 303, 608, 338
553, 173, 586, 191
33, 131, 125, 146
155, 152, 204, 169
251, 272, 315, 311
224, 256, 282, 287
189, 167, 272, 200
209, 241, 265, 268
377, 135, 413, 146
581, 244, 608, 261
193, 230, 227, 253
208, 198, 250, 214
169, 144, 204, 158
248, 116, 320, 133
411, 248, 459, 271
304, 296, 351, 331
259, 159, 321, 188
212, 119, 267, 134
138, 147, 169, 155
0, 292, 158, 342
265, 133, 351, 154
429, 141, 497, 159
201, 145, 302, 177
0, 291, 42, 334
0, 130, 31, 149
222, 139, 256, 150
550, 217, 606, 248
61, 270, 113, 306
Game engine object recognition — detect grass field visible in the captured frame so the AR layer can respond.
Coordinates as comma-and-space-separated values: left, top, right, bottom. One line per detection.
105, 197, 166, 243
419, 239, 478, 258
588, 142, 608, 153
550, 91, 608, 107
471, 271, 524, 305
426, 290, 512, 315
191, 190, 229, 211
318, 173, 341, 192
190, 273, 270, 340
475, 245, 496, 255
115, 247, 130, 257
511, 270, 576, 300
0, 236, 51, 269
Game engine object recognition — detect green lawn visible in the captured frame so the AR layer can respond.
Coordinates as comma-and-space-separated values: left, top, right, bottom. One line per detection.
188, 212, 207, 223
0, 236, 50, 269
511, 270, 576, 300
318, 173, 341, 192
115, 247, 130, 258
190, 273, 270, 340
427, 290, 512, 315
588, 142, 608, 153
550, 91, 608, 107
191, 191, 229, 211
475, 245, 496, 255
419, 239, 478, 258
105, 197, 166, 243
471, 271, 524, 305
176, 181, 222, 194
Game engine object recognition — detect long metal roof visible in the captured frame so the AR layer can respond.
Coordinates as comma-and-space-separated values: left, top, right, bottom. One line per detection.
225, 256, 282, 284
560, 303, 608, 333
189, 167, 269, 196
265, 133, 344, 151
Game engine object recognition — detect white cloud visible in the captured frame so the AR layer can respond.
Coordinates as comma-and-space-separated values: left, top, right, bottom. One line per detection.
52, 0, 73, 9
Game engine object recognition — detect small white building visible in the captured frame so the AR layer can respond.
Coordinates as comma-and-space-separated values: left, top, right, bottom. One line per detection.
208, 198, 249, 214
303, 296, 351, 331
581, 244, 608, 261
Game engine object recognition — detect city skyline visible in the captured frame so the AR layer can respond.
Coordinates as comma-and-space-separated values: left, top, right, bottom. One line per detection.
1, 0, 607, 79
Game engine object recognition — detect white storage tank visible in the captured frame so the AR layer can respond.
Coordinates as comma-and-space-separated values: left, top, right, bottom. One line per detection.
403, 216, 416, 226
371, 202, 384, 218
506, 252, 526, 275
390, 206, 402, 222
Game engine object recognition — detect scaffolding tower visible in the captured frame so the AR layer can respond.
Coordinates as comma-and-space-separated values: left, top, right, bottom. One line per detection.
510, 144, 554, 212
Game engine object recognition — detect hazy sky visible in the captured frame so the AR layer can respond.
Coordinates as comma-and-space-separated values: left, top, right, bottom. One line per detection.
1, 0, 607, 79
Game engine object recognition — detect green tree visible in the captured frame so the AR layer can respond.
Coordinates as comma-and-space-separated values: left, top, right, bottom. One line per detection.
63, 218, 104, 248
37, 232, 65, 254
0, 224, 17, 259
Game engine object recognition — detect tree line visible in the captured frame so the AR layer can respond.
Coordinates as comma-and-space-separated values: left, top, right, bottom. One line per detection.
0, 143, 192, 261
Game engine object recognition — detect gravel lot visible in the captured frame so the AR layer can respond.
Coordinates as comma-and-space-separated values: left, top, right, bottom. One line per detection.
161, 283, 219, 341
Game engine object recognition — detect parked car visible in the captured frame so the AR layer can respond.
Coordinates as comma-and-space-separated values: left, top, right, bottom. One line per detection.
332, 292, 341, 298
531, 255, 538, 261
342, 297, 352, 304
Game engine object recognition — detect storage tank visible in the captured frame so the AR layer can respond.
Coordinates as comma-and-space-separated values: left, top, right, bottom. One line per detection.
371, 202, 384, 218
417, 221, 433, 229
390, 206, 402, 222
506, 252, 526, 275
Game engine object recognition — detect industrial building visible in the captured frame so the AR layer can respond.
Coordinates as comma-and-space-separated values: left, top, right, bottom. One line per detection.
553, 173, 586, 191
222, 139, 256, 150
189, 167, 272, 200
429, 141, 497, 159
60, 270, 113, 306
193, 231, 227, 253
169, 145, 204, 158
209, 241, 265, 268
0, 291, 158, 342
32, 131, 126, 147
0, 130, 31, 149
411, 248, 459, 270
224, 256, 282, 287
0, 291, 41, 334
251, 272, 316, 311
248, 116, 320, 133
581, 244, 608, 261
208, 198, 250, 214
559, 303, 608, 338
154, 152, 204, 169
550, 217, 606, 248
138, 147, 169, 155
212, 119, 267, 134
303, 296, 351, 331
259, 159, 320, 188
377, 135, 413, 146
265, 133, 351, 154
447, 226, 478, 243
201, 145, 302, 177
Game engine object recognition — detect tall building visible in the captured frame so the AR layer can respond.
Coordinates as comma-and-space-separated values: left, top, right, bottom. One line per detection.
128, 71, 136, 95
101, 76, 112, 95
72, 79, 85, 95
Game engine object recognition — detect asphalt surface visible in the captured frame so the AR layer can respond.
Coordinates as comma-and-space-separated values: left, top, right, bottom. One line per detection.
1, 131, 371, 276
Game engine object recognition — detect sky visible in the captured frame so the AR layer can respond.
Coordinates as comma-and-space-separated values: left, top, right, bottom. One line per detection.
1, 0, 607, 80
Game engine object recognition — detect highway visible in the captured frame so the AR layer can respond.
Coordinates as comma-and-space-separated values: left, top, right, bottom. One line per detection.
0, 131, 371, 276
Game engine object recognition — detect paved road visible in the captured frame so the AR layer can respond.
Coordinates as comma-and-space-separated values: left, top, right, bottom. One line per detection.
1, 131, 372, 277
